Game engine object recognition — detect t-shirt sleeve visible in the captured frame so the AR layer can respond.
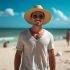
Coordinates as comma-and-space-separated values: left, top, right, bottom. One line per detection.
48, 33, 55, 50
16, 33, 24, 51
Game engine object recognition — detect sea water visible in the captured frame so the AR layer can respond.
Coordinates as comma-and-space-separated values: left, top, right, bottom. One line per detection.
0, 28, 69, 43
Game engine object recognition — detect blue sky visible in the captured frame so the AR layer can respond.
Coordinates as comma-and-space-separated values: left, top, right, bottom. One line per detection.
0, 0, 70, 28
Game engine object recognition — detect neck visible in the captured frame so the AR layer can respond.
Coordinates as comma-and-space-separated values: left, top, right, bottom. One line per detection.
30, 26, 43, 34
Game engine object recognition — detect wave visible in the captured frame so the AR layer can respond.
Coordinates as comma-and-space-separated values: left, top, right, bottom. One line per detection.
54, 36, 66, 41
0, 36, 66, 42
0, 37, 17, 42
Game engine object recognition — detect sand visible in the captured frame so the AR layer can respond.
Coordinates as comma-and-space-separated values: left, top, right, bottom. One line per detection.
54, 40, 70, 70
0, 39, 70, 70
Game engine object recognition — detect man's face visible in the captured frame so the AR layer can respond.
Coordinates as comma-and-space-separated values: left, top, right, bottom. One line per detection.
31, 11, 45, 26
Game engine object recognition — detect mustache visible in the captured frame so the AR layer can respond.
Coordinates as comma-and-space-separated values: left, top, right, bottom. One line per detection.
32, 20, 43, 26
35, 20, 41, 22
33, 23, 42, 26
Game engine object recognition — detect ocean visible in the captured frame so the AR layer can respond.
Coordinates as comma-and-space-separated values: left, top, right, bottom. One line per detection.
0, 28, 69, 42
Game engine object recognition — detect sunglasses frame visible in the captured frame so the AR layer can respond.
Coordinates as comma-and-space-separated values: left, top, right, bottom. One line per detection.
31, 11, 45, 19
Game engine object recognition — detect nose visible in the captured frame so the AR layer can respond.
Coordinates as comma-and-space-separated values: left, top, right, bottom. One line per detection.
35, 17, 40, 20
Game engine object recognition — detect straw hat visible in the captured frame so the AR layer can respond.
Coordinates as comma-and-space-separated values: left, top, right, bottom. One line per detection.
24, 5, 51, 24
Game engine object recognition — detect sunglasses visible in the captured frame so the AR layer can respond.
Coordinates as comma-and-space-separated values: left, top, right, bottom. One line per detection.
31, 11, 45, 19
31, 14, 45, 19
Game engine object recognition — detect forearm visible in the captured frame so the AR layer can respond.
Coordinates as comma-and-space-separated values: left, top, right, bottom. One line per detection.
49, 55, 56, 70
48, 49, 56, 70
14, 51, 22, 70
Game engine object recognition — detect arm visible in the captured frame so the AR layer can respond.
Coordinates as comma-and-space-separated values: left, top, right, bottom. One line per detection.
14, 50, 22, 70
48, 49, 56, 70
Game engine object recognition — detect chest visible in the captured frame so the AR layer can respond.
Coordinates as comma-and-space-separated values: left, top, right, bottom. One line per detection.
23, 33, 50, 48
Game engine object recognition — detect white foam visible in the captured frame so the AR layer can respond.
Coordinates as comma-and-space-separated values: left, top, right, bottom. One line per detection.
0, 37, 16, 41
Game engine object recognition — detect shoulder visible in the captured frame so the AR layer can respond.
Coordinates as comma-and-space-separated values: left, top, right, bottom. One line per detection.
44, 29, 53, 38
20, 29, 28, 36
18, 29, 29, 39
44, 29, 54, 41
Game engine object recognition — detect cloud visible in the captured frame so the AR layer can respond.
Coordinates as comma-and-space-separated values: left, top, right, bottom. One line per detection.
21, 12, 25, 17
0, 11, 4, 16
6, 8, 16, 16
0, 8, 18, 16
52, 8, 69, 22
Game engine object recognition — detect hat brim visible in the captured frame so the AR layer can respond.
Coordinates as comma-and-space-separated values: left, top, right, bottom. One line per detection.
24, 8, 51, 24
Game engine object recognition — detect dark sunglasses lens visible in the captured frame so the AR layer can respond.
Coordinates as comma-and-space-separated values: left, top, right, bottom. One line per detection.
33, 15, 37, 19
32, 14, 44, 19
39, 15, 44, 19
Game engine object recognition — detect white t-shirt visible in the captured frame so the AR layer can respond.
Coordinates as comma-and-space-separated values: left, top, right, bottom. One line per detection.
16, 29, 54, 70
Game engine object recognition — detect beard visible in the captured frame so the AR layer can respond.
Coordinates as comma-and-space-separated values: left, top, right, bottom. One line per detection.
33, 21, 43, 27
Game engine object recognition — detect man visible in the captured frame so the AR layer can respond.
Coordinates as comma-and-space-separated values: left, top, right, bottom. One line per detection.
14, 5, 56, 70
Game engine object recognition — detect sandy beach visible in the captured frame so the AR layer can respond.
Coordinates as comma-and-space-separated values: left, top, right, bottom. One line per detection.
0, 39, 70, 70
